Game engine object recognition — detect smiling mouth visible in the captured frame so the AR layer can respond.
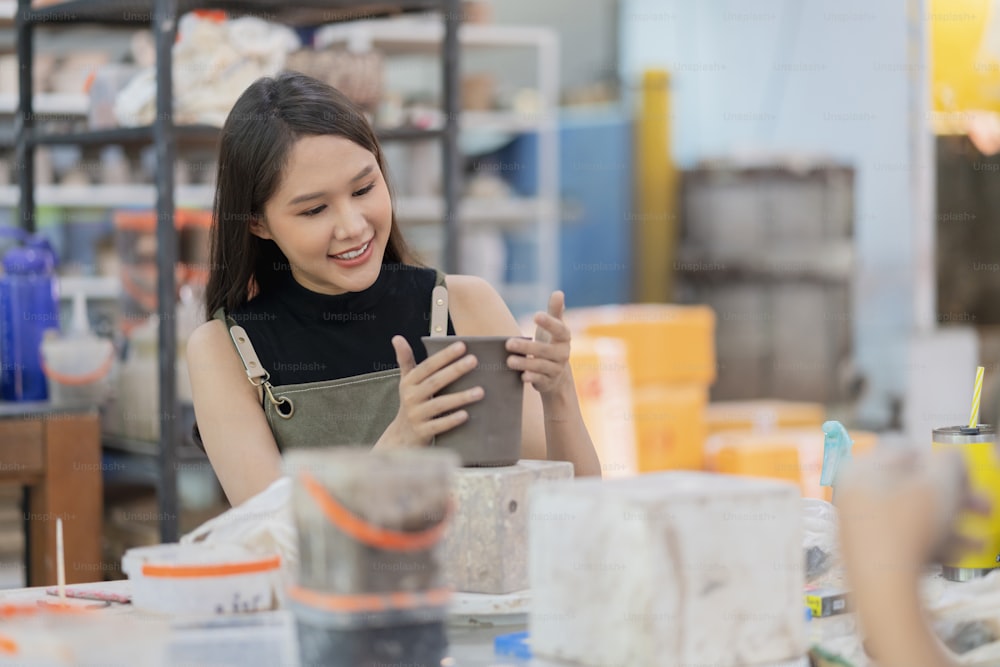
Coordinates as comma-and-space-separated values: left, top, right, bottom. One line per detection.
330, 239, 372, 260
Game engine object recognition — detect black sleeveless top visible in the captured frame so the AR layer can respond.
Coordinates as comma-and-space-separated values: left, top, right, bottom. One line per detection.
229, 263, 455, 387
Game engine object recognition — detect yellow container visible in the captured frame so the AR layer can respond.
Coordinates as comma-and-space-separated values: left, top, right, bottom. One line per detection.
933, 425, 1000, 581
714, 445, 803, 494
571, 304, 716, 388
706, 429, 879, 500
630, 384, 708, 472
929, 0, 1000, 120
706, 400, 826, 436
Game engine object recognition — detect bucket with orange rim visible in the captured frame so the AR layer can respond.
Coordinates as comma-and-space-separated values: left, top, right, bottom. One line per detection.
0, 601, 171, 665
284, 447, 458, 667
121, 542, 283, 615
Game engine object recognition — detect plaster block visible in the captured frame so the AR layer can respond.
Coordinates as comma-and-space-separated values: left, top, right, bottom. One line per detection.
530, 472, 806, 667
443, 459, 574, 594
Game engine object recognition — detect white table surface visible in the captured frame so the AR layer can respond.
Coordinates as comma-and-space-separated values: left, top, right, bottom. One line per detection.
0, 575, 967, 667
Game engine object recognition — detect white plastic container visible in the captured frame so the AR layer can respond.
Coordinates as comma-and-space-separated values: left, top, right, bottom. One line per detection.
40, 291, 114, 405
122, 543, 283, 616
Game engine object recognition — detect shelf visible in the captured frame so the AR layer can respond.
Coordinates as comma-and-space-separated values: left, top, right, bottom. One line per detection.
24, 0, 443, 27
0, 187, 555, 226
0, 93, 89, 116
0, 183, 216, 207
316, 18, 556, 53
21, 122, 446, 149
376, 126, 445, 142
397, 195, 553, 227
462, 110, 549, 132
0, 399, 99, 418
27, 123, 221, 147
103, 434, 206, 464
674, 241, 854, 283
57, 275, 120, 300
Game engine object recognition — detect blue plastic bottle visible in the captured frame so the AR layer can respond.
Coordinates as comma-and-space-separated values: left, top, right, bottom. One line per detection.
0, 238, 59, 401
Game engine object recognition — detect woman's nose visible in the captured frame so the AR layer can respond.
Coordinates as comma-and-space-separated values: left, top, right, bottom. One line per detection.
331, 206, 367, 240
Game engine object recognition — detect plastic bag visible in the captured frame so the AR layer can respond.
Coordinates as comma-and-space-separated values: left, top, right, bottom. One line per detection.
928, 570, 1000, 665
180, 476, 297, 570
803, 497, 840, 583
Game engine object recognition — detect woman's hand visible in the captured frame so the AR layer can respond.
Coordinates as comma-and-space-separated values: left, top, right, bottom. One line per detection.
836, 448, 990, 667
506, 291, 572, 395
379, 336, 484, 448
837, 448, 988, 577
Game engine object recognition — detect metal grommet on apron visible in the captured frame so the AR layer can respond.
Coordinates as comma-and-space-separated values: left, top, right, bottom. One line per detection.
214, 269, 450, 451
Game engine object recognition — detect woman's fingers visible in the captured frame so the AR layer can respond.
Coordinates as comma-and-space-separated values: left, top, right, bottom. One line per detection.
506, 338, 570, 364
546, 290, 565, 319
422, 410, 471, 438
507, 354, 564, 379
412, 387, 484, 423
532, 311, 571, 343
414, 353, 478, 398
392, 335, 417, 376
402, 340, 467, 386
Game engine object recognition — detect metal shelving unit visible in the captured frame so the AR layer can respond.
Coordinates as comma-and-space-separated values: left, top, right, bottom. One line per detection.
15, 0, 462, 542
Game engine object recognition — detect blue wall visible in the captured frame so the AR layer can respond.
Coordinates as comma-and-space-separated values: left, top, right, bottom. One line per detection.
498, 111, 634, 307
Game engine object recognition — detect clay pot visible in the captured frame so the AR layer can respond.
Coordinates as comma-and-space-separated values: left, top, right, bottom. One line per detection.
421, 335, 525, 467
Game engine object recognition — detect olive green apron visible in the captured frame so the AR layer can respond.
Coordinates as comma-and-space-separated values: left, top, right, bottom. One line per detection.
214, 270, 450, 451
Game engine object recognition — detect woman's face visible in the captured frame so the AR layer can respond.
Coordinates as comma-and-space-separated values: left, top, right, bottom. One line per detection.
253, 134, 393, 295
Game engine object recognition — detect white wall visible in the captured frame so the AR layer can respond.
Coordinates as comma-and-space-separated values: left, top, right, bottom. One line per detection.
479, 0, 620, 94
621, 0, 925, 426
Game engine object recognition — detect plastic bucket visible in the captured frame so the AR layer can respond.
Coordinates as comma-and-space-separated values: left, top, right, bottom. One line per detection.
0, 602, 170, 666
284, 448, 458, 667
40, 335, 114, 405
122, 543, 283, 615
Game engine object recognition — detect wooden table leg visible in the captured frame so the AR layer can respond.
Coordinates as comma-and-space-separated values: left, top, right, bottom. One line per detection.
28, 412, 103, 587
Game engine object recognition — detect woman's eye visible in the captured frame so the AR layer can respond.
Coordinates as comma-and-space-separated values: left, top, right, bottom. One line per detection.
353, 182, 376, 197
302, 205, 326, 217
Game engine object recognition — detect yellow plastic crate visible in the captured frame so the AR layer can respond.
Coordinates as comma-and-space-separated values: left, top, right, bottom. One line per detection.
714, 445, 804, 494
629, 384, 709, 472
706, 400, 826, 436
566, 304, 716, 388
705, 429, 878, 499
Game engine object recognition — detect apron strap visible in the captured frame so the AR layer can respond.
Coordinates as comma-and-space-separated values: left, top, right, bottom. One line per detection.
211, 306, 289, 415
228, 325, 269, 383
429, 269, 450, 337
212, 306, 270, 382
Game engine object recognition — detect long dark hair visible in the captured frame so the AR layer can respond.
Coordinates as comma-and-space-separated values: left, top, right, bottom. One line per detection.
205, 71, 419, 319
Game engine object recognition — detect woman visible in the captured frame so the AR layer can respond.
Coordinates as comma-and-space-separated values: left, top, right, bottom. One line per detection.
187, 72, 601, 506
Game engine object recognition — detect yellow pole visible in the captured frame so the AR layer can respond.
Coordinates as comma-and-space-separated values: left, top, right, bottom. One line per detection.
634, 69, 677, 303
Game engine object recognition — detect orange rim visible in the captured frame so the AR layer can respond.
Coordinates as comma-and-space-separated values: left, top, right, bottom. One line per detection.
299, 470, 451, 552
287, 585, 451, 614
0, 603, 87, 617
178, 209, 213, 228
142, 554, 281, 579
41, 351, 113, 386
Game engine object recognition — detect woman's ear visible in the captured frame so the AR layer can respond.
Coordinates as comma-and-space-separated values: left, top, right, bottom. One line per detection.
249, 214, 271, 240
